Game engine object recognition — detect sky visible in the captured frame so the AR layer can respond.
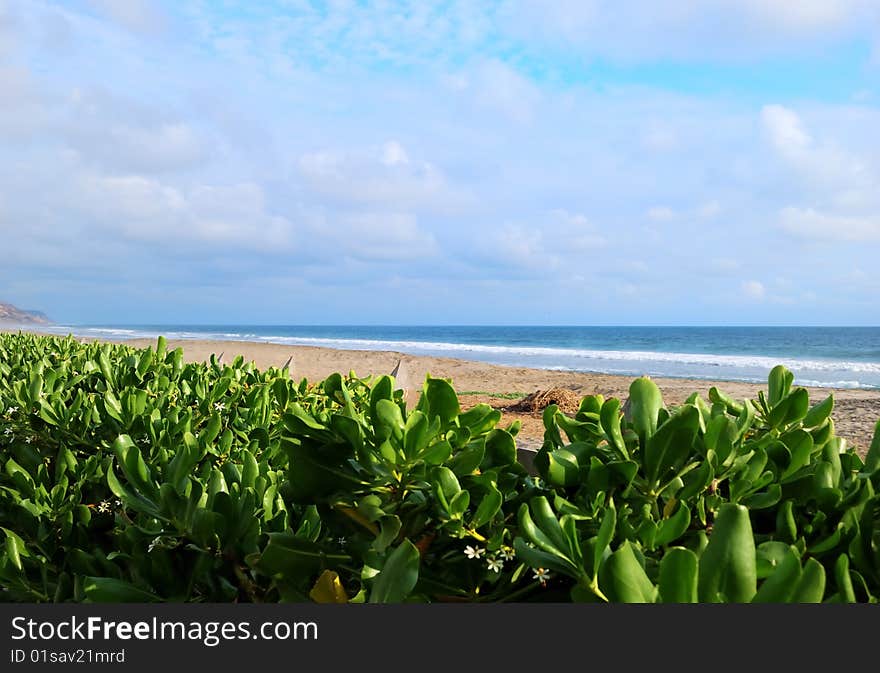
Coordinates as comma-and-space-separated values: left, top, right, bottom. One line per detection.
1, 0, 879, 326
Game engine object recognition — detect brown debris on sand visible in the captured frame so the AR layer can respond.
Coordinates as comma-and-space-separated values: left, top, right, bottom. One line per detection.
506, 387, 582, 414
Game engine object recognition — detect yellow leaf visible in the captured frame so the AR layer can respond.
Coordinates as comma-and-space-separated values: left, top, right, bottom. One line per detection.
309, 570, 348, 604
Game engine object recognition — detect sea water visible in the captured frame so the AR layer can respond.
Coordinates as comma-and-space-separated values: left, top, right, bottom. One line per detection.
32, 324, 880, 389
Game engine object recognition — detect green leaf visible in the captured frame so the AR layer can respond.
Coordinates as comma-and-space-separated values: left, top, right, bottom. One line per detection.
599, 398, 628, 459
448, 441, 485, 477
834, 554, 856, 603
517, 503, 569, 559
768, 365, 793, 407
403, 411, 432, 460
598, 541, 656, 603
752, 547, 801, 603
790, 558, 826, 603
2, 528, 29, 572
374, 399, 405, 442
513, 538, 579, 578
421, 440, 452, 465
655, 503, 691, 548
421, 376, 460, 426
256, 533, 346, 585
369, 540, 420, 603
83, 577, 159, 603
374, 516, 402, 553
865, 419, 880, 473
471, 484, 503, 528
781, 430, 814, 480
658, 548, 698, 603
643, 405, 700, 488
697, 503, 757, 603
627, 376, 663, 444
592, 504, 617, 579
802, 394, 834, 429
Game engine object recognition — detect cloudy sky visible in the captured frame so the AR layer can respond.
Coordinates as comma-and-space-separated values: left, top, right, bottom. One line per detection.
2, 0, 879, 325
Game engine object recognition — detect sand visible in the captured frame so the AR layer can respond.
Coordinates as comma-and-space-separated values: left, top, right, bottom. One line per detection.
5, 328, 879, 454
111, 337, 878, 455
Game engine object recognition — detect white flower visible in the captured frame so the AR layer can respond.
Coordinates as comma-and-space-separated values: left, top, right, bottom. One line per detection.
3, 428, 11, 436
499, 547, 515, 561
8, 406, 18, 414
213, 402, 225, 412
147, 537, 161, 553
114, 499, 123, 507
24, 436, 33, 444
97, 501, 111, 513
532, 567, 551, 583
337, 537, 346, 545
486, 557, 504, 573
464, 545, 485, 559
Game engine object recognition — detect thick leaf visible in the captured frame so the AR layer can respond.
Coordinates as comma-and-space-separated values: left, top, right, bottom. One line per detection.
768, 365, 794, 407
598, 541, 656, 603
309, 570, 348, 604
627, 376, 663, 444
421, 377, 460, 426
697, 504, 757, 603
369, 540, 420, 603
752, 547, 801, 603
658, 548, 698, 603
83, 577, 159, 603
791, 558, 826, 603
472, 484, 503, 528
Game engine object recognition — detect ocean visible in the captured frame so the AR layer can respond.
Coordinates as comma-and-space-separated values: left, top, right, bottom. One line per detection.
32, 324, 880, 390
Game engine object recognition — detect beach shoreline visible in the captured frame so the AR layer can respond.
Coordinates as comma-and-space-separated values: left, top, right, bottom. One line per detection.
5, 327, 878, 454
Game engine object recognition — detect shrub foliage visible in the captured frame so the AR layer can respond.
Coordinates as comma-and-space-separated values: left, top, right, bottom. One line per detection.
1, 332, 879, 603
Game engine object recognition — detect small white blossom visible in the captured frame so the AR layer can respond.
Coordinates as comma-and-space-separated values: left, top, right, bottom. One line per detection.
147, 537, 161, 553
499, 547, 515, 561
97, 501, 111, 513
114, 499, 123, 507
532, 568, 551, 583
337, 537, 346, 545
8, 406, 19, 414
24, 436, 34, 444
3, 428, 12, 436
486, 557, 504, 573
464, 545, 485, 559
213, 402, 225, 412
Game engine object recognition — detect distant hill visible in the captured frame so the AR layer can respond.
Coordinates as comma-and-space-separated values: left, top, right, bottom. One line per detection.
0, 302, 52, 325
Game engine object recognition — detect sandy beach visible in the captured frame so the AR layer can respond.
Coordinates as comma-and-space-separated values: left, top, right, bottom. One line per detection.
4, 327, 878, 454
101, 336, 878, 455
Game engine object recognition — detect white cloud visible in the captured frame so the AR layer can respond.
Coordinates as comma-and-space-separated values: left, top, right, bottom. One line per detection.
298, 143, 465, 212
714, 258, 740, 271
761, 104, 812, 154
697, 201, 721, 218
88, 0, 166, 34
105, 123, 204, 172
471, 59, 541, 124
502, 0, 879, 62
779, 207, 880, 242
496, 224, 549, 269
643, 127, 678, 152
70, 174, 295, 251
547, 209, 607, 251
742, 280, 766, 300
647, 206, 675, 221
327, 212, 438, 261
381, 140, 409, 167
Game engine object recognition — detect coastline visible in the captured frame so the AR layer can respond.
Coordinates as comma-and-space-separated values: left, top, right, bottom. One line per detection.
5, 327, 877, 454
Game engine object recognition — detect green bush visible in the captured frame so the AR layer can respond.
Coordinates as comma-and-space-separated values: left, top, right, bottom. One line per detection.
1, 333, 879, 603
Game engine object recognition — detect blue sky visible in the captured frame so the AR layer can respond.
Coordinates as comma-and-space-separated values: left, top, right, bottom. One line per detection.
2, 0, 879, 325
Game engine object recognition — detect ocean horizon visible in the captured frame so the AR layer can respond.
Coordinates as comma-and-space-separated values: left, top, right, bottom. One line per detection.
25, 324, 880, 390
